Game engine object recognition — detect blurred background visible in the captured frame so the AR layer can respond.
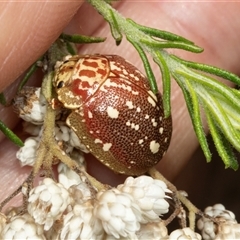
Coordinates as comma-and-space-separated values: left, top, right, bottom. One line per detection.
174, 135, 240, 222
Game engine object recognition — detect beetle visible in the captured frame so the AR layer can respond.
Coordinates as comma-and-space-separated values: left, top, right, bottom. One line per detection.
53, 54, 172, 175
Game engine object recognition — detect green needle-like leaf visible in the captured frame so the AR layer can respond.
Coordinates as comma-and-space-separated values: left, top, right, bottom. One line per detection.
176, 69, 240, 111
65, 41, 77, 55
127, 37, 158, 94
153, 51, 171, 118
205, 107, 238, 170
60, 33, 106, 44
173, 73, 211, 161
0, 120, 23, 147
141, 39, 203, 53
108, 9, 122, 45
171, 55, 240, 86
126, 18, 196, 45
17, 61, 39, 92
201, 91, 240, 152
0, 92, 7, 106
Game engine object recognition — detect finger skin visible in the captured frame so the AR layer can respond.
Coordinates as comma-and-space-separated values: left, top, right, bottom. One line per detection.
1, 2, 240, 205
0, 1, 83, 91
0, 1, 84, 142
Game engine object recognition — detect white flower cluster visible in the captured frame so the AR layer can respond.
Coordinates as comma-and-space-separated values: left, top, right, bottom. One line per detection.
27, 178, 72, 231
62, 175, 171, 239
1, 213, 46, 239
169, 227, 202, 240
14, 87, 89, 167
0, 175, 173, 239
14, 87, 47, 125
197, 203, 240, 240
8, 86, 239, 239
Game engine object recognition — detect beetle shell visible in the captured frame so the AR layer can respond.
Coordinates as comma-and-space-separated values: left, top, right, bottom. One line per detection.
53, 54, 172, 175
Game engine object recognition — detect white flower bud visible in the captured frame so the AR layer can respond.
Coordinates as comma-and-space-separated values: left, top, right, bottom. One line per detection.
118, 176, 171, 223
61, 200, 104, 240
136, 221, 168, 240
0, 213, 7, 237
23, 121, 43, 136
69, 182, 93, 205
69, 149, 86, 170
14, 87, 47, 125
203, 204, 236, 221
197, 204, 236, 240
215, 222, 240, 240
104, 233, 138, 239
69, 129, 89, 153
55, 122, 71, 142
54, 121, 89, 154
16, 136, 40, 166
28, 178, 72, 231
58, 162, 82, 189
169, 227, 202, 240
1, 213, 46, 240
94, 188, 141, 239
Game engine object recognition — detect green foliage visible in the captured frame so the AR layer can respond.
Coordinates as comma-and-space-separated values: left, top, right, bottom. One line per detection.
0, 120, 23, 147
87, 0, 240, 170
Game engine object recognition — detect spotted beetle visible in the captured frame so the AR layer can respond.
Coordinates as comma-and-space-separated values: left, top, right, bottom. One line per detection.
53, 54, 172, 175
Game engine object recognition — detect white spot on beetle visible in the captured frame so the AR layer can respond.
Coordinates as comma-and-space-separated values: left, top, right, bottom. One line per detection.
135, 124, 139, 130
103, 143, 112, 151
119, 74, 127, 78
130, 160, 136, 164
107, 106, 119, 119
137, 70, 145, 77
126, 101, 134, 109
150, 140, 160, 154
104, 162, 110, 167
129, 73, 135, 78
101, 78, 139, 96
110, 62, 121, 71
147, 96, 156, 107
94, 139, 103, 144
132, 90, 139, 95
148, 91, 157, 101
131, 123, 139, 130
88, 111, 93, 118
139, 139, 144, 144
145, 114, 150, 119
136, 107, 141, 112
159, 127, 164, 134
126, 120, 131, 126
151, 118, 157, 127
70, 125, 77, 132
164, 137, 168, 143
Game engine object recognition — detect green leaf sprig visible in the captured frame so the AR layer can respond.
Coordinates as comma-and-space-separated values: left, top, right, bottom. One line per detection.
87, 0, 240, 170
0, 120, 23, 147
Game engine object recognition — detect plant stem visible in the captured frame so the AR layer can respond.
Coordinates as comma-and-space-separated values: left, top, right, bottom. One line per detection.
148, 167, 201, 230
